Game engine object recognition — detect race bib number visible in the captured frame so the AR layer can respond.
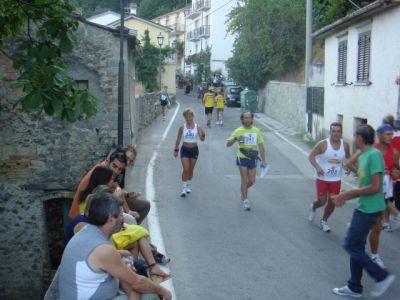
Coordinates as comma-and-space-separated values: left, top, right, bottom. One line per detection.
160, 94, 167, 101
325, 166, 338, 178
244, 133, 257, 146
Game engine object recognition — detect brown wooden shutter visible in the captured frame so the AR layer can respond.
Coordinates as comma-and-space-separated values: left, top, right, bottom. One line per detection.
337, 40, 347, 84
357, 31, 371, 83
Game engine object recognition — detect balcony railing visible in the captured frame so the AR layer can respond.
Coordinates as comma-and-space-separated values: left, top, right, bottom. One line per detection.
186, 0, 210, 19
170, 23, 185, 36
187, 25, 210, 41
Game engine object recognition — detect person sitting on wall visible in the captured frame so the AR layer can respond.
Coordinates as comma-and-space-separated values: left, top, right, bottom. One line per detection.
105, 146, 170, 265
59, 191, 172, 300
65, 185, 170, 283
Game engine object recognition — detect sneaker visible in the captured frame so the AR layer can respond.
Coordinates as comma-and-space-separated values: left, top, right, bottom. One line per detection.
382, 223, 392, 232
243, 199, 251, 211
185, 187, 191, 194
319, 219, 331, 232
220, 121, 223, 127
155, 253, 171, 265
307, 204, 315, 222
332, 286, 362, 298
216, 121, 220, 125
371, 254, 385, 269
180, 188, 186, 197
370, 274, 395, 297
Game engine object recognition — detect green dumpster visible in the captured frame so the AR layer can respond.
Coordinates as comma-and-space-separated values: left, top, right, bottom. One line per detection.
240, 89, 258, 112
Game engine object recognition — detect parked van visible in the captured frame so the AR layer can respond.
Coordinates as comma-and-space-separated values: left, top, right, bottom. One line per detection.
224, 85, 242, 107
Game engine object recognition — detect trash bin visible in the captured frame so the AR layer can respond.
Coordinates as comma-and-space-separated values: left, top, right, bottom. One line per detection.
240, 89, 258, 112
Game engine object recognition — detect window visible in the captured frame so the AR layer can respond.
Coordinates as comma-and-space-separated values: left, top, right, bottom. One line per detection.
337, 114, 343, 124
337, 40, 347, 84
75, 80, 89, 90
356, 31, 371, 83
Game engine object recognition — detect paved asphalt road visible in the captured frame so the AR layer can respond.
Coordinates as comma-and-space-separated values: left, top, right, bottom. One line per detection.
127, 90, 400, 300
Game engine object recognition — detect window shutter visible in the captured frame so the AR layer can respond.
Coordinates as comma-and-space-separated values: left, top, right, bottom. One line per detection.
357, 31, 371, 83
337, 40, 347, 84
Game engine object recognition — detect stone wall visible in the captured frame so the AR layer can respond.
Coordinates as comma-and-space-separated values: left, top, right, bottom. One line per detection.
0, 19, 171, 299
258, 81, 307, 132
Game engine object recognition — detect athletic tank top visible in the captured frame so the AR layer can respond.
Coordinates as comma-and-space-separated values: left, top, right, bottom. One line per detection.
59, 224, 118, 300
374, 143, 395, 177
216, 95, 225, 108
204, 93, 214, 107
182, 123, 198, 143
317, 138, 345, 182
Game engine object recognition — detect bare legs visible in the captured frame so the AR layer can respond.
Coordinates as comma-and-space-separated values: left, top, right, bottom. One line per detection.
239, 166, 256, 199
312, 195, 336, 222
181, 157, 197, 181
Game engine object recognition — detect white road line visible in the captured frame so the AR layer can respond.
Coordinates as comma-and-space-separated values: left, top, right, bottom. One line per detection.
255, 117, 357, 189
145, 102, 180, 299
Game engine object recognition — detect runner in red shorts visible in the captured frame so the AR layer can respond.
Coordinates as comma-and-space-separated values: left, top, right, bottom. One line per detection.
307, 122, 351, 232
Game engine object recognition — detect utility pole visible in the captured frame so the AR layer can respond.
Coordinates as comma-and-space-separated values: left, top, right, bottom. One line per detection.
117, 0, 125, 146
305, 0, 312, 133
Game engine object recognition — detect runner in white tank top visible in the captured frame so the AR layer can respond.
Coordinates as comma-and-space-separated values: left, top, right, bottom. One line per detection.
308, 122, 351, 232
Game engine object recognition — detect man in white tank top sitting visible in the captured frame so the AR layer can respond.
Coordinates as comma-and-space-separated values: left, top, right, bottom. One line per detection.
307, 122, 351, 232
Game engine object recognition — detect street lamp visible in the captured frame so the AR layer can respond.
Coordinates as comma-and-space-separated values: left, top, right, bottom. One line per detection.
157, 32, 164, 90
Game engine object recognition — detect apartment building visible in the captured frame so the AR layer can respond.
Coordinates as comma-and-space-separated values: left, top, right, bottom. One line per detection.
152, 0, 236, 78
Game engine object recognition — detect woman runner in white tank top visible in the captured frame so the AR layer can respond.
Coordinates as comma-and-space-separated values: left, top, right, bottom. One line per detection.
173, 108, 206, 197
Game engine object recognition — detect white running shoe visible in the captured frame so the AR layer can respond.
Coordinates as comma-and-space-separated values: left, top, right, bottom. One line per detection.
332, 286, 362, 298
243, 199, 251, 211
220, 121, 223, 126
180, 188, 186, 197
307, 204, 315, 222
319, 219, 331, 232
216, 121, 220, 125
382, 222, 392, 232
185, 187, 191, 194
371, 254, 385, 269
370, 274, 395, 297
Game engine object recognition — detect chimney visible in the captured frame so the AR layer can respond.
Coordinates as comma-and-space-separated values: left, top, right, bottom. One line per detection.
125, 2, 137, 15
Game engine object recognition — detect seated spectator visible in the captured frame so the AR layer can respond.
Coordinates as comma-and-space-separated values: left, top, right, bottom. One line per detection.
59, 191, 172, 300
65, 186, 170, 282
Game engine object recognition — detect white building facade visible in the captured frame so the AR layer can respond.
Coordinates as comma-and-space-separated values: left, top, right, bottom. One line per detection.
314, 1, 400, 141
153, 0, 236, 78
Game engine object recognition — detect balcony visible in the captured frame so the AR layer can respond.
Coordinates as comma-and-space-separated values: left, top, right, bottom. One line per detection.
170, 23, 185, 36
186, 1, 211, 19
187, 25, 210, 41
197, 0, 211, 11
198, 25, 210, 38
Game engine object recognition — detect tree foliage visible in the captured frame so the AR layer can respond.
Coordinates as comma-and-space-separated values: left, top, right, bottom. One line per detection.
226, 0, 376, 89
69, 0, 119, 17
137, 0, 189, 19
188, 47, 211, 84
135, 29, 173, 92
226, 0, 306, 89
313, 0, 376, 30
0, 0, 98, 122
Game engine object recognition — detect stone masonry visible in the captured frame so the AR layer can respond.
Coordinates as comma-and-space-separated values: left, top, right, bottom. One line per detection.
0, 18, 174, 299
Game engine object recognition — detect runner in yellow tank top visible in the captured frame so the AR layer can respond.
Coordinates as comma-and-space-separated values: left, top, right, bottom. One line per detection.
203, 87, 215, 127
215, 88, 225, 126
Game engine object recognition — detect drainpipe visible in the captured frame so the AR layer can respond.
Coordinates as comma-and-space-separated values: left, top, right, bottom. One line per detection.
305, 0, 312, 133
117, 0, 125, 146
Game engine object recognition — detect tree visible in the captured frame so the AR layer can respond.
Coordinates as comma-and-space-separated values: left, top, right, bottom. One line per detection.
135, 29, 173, 92
0, 0, 98, 122
226, 0, 306, 89
137, 0, 189, 19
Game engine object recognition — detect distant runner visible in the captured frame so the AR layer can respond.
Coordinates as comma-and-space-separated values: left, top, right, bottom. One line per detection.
215, 88, 226, 126
159, 85, 170, 121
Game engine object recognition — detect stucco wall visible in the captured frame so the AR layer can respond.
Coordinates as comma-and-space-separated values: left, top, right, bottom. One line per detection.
258, 81, 306, 132
323, 6, 400, 140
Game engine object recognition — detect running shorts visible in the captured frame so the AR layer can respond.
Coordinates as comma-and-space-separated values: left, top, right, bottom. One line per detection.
316, 179, 341, 197
205, 107, 214, 115
160, 100, 168, 107
236, 157, 257, 169
216, 108, 224, 113
180, 145, 199, 159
